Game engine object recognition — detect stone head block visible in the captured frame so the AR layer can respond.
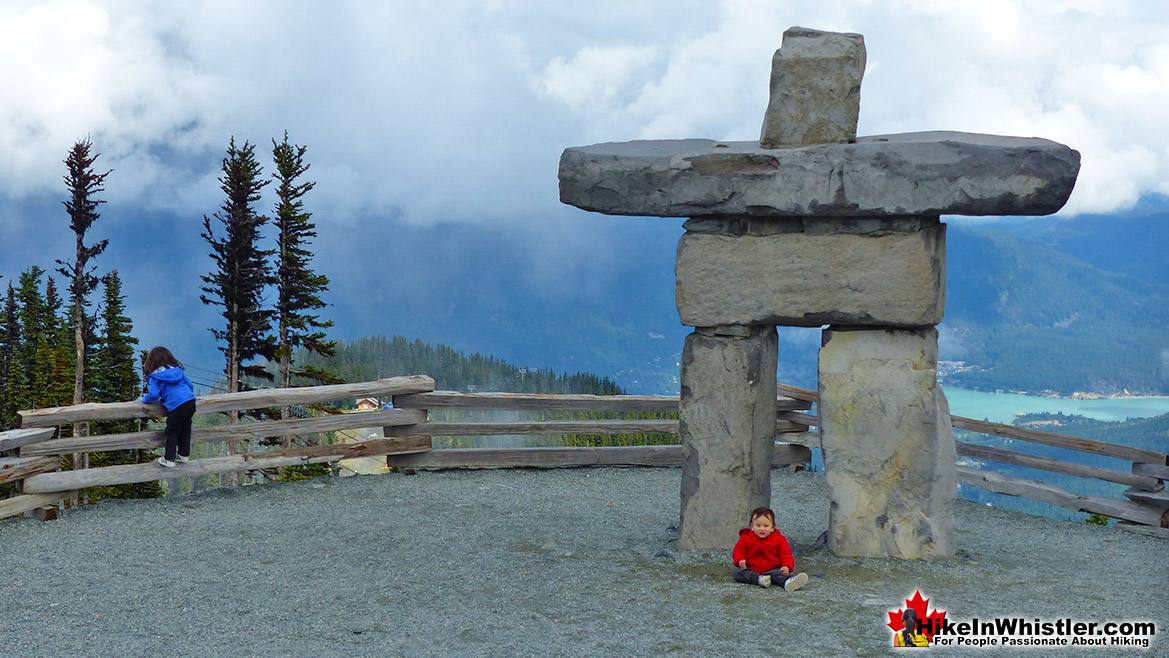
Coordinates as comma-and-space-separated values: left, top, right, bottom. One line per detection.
760, 27, 865, 148
558, 131, 1080, 218
675, 221, 946, 328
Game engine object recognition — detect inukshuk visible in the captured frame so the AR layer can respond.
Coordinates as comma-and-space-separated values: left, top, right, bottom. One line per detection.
558, 27, 1079, 558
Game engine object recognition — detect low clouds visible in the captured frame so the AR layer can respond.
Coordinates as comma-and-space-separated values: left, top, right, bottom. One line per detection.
2, 0, 1167, 225
2, 0, 1166, 385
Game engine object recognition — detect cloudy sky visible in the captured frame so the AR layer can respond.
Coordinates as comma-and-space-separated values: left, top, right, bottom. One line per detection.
1, 0, 1167, 380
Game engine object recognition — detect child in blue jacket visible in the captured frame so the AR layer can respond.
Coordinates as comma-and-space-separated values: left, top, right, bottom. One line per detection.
141, 346, 196, 468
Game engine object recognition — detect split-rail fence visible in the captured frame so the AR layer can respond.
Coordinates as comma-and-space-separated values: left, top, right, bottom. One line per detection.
1, 377, 1166, 539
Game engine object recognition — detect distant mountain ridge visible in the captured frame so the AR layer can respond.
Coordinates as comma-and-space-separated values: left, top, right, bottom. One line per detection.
943, 222, 1169, 395
7, 196, 1163, 397
980, 209, 1169, 287
317, 210, 1168, 397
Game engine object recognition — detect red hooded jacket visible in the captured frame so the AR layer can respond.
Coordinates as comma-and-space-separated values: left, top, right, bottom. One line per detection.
732, 528, 794, 573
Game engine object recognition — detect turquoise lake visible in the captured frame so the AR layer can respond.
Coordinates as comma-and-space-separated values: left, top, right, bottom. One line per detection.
942, 387, 1169, 424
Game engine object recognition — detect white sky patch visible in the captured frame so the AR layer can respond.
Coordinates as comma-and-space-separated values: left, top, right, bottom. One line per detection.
0, 0, 1167, 228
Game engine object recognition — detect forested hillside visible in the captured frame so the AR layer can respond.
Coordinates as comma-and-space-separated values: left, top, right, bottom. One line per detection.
296, 335, 627, 396
295, 335, 676, 449
942, 224, 1169, 395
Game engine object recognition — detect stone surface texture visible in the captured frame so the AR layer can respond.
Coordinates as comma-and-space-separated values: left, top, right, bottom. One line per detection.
760, 27, 865, 148
817, 327, 956, 559
675, 219, 945, 328
678, 326, 778, 549
558, 131, 1080, 218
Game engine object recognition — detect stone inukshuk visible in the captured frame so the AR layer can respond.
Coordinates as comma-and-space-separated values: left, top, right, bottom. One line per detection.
558, 27, 1079, 557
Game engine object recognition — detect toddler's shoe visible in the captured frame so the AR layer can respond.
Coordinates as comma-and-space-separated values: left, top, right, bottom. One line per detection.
157, 457, 176, 468
784, 572, 808, 592
176, 455, 190, 463
758, 575, 772, 588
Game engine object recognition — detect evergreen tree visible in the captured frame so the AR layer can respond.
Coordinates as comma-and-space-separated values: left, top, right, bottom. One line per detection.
200, 138, 273, 484
0, 284, 17, 430
56, 138, 110, 427
271, 132, 336, 394
200, 137, 276, 400
38, 277, 73, 411
13, 267, 47, 414
90, 272, 139, 407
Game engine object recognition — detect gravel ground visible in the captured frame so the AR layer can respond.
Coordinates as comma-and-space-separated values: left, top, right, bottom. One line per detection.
1, 467, 1164, 657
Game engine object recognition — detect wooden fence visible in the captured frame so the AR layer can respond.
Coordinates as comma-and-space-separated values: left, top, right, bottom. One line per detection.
0, 377, 436, 519
776, 384, 1169, 539
2, 378, 1167, 539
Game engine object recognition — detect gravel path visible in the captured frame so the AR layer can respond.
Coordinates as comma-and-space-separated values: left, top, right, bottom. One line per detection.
1, 468, 1164, 657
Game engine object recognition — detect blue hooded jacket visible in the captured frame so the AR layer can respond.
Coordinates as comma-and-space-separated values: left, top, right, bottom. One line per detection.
142, 366, 196, 412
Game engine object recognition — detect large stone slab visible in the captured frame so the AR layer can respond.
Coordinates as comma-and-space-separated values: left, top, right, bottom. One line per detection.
679, 326, 778, 549
818, 327, 956, 559
760, 27, 865, 148
676, 218, 945, 327
559, 131, 1080, 218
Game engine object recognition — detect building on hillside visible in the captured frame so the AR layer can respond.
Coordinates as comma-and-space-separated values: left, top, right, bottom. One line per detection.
355, 397, 379, 411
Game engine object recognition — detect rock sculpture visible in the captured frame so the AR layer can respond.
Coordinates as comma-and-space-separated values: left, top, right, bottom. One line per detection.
558, 26, 1079, 557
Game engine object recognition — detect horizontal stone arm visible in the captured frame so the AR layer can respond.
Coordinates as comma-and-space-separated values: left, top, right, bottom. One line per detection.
559, 131, 1079, 218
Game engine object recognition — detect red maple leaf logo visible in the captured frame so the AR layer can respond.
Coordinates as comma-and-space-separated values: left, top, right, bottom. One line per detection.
888, 590, 947, 641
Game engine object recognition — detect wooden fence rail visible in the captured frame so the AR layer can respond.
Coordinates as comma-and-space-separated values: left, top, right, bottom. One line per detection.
16, 376, 436, 428
22, 409, 426, 456
23, 437, 432, 493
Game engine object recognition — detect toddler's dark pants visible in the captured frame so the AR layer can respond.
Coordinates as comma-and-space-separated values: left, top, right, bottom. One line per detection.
163, 399, 196, 461
733, 567, 795, 587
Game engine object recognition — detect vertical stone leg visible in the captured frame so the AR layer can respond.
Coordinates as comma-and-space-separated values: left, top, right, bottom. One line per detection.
818, 326, 955, 559
679, 325, 778, 549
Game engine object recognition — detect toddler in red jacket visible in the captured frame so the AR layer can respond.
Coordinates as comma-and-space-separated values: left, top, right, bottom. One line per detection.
732, 506, 808, 591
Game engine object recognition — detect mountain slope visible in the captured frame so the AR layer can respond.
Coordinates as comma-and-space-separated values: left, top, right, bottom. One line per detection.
977, 208, 1169, 287
943, 225, 1169, 395
313, 214, 1167, 396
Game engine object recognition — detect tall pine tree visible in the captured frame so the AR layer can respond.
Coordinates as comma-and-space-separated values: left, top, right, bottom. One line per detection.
200, 137, 276, 400
56, 138, 110, 431
271, 132, 336, 395
200, 138, 274, 483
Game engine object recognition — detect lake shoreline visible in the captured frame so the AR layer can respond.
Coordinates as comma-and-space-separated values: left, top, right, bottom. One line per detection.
941, 387, 1169, 424
941, 386, 1169, 402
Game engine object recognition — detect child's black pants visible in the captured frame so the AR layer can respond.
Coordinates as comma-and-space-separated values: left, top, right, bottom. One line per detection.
163, 399, 196, 461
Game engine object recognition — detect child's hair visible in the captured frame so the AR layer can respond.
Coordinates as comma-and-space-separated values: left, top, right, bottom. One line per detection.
143, 346, 183, 377
749, 506, 776, 525
901, 608, 919, 645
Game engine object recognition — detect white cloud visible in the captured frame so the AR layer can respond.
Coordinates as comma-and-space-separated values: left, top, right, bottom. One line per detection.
1, 0, 1168, 228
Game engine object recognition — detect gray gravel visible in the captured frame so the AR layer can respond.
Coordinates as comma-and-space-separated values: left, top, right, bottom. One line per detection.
1, 467, 1164, 657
